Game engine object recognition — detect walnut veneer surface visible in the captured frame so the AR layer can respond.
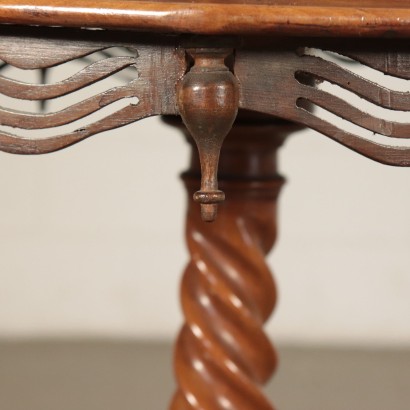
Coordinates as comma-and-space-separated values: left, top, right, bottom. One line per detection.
1, 0, 410, 36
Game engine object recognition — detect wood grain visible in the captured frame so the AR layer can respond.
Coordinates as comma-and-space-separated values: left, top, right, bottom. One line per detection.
0, 28, 409, 167
170, 121, 294, 410
0, 27, 186, 154
237, 38, 410, 166
177, 47, 239, 222
1, 0, 410, 37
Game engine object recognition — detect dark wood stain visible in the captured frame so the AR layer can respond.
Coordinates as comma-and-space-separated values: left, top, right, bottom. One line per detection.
0, 28, 186, 154
236, 38, 410, 166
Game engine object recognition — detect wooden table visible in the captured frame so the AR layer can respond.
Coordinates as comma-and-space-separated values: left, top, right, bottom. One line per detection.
0, 1, 409, 409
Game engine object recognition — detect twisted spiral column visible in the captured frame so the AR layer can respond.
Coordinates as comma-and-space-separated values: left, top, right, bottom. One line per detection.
169, 120, 297, 410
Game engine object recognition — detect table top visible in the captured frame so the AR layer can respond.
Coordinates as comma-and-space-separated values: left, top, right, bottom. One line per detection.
1, 0, 410, 37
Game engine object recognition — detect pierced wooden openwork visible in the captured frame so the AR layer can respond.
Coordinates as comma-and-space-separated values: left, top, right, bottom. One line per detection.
0, 28, 185, 154
0, 29, 409, 206
237, 38, 410, 167
0, 24, 410, 410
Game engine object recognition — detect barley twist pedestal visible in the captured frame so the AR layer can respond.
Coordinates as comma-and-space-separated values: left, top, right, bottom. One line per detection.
0, 1, 409, 409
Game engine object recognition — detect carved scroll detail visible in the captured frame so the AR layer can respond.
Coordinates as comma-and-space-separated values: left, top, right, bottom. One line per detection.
237, 41, 410, 166
0, 28, 185, 154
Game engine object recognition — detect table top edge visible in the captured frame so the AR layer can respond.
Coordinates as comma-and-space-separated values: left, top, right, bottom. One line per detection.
1, 1, 410, 37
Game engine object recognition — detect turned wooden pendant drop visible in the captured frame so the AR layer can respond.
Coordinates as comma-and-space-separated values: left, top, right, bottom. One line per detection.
177, 48, 239, 222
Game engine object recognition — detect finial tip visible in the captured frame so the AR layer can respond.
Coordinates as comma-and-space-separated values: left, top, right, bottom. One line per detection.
200, 204, 218, 222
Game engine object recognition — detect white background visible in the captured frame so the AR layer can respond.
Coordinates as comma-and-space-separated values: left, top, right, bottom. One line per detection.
0, 115, 409, 347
